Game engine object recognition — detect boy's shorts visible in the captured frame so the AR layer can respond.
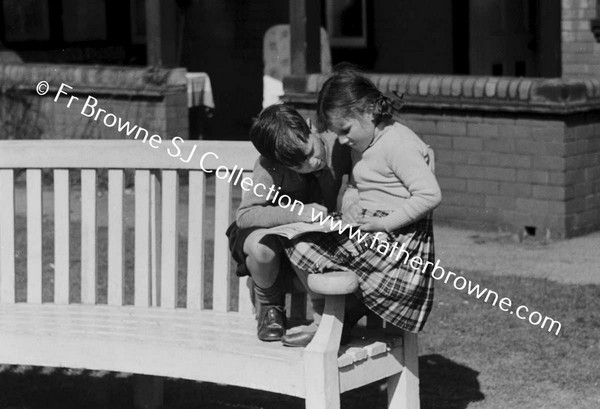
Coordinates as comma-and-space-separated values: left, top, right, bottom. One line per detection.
226, 222, 262, 277
226, 222, 293, 278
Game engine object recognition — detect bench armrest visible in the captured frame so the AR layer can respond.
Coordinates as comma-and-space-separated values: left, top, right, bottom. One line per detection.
307, 271, 358, 295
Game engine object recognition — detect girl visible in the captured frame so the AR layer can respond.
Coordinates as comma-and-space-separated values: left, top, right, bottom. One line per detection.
282, 70, 441, 345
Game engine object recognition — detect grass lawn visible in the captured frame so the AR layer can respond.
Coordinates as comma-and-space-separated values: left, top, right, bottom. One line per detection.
2, 182, 599, 409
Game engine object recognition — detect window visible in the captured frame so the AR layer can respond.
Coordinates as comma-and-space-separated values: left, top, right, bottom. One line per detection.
325, 0, 367, 48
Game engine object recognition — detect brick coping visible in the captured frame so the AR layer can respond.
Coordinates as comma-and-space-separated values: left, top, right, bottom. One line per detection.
0, 64, 187, 96
283, 74, 600, 114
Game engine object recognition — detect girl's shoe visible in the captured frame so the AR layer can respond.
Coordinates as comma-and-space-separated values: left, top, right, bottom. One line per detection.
281, 323, 318, 347
281, 301, 369, 347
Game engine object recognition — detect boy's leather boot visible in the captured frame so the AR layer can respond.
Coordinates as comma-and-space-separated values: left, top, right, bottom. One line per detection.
257, 305, 286, 341
254, 279, 286, 342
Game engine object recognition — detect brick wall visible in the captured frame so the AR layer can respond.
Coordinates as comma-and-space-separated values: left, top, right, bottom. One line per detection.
564, 114, 600, 235
0, 64, 188, 141
562, 0, 600, 77
399, 113, 569, 236
284, 73, 600, 238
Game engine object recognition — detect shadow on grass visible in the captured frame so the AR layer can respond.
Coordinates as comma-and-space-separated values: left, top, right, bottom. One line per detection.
420, 354, 485, 409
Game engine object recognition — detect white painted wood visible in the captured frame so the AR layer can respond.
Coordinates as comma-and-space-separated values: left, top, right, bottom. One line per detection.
339, 352, 404, 393
108, 170, 124, 306
237, 276, 254, 315
0, 304, 306, 397
212, 177, 232, 312
337, 354, 354, 368
0, 140, 257, 170
0, 170, 15, 304
344, 347, 368, 363
0, 140, 419, 409
81, 169, 97, 304
186, 171, 205, 310
150, 172, 161, 307
53, 170, 70, 304
160, 170, 179, 309
26, 169, 43, 304
304, 295, 345, 409
134, 170, 151, 307
237, 170, 255, 315
388, 332, 420, 409
365, 342, 388, 357
307, 271, 358, 295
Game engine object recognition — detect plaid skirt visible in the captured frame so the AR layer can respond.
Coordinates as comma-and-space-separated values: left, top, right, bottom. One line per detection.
283, 210, 435, 333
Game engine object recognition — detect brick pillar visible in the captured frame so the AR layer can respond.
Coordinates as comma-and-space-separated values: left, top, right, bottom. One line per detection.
562, 0, 600, 77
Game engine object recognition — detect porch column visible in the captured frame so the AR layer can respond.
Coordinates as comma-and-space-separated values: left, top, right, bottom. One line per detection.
289, 0, 322, 75
146, 0, 178, 66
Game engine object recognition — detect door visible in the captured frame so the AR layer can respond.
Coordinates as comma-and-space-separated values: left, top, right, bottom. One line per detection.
469, 0, 537, 76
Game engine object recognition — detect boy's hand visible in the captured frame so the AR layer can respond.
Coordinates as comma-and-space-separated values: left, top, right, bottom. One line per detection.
358, 216, 387, 232
299, 203, 328, 222
341, 202, 362, 224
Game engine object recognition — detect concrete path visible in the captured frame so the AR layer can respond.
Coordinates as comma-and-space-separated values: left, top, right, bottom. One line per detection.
435, 224, 600, 285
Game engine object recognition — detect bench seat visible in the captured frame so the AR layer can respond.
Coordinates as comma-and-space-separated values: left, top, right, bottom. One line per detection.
0, 303, 404, 398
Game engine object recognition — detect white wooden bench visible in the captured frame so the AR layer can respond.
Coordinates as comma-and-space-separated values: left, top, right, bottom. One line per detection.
0, 140, 420, 409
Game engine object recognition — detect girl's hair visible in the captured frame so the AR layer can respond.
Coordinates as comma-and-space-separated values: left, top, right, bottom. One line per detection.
249, 103, 311, 167
316, 68, 402, 130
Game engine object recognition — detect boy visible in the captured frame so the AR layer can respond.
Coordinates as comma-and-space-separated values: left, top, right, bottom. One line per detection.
226, 103, 352, 343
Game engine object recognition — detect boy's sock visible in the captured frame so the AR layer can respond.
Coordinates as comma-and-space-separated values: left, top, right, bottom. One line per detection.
253, 281, 285, 307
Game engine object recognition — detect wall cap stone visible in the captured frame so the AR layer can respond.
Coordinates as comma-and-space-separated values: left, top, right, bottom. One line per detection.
0, 64, 187, 97
283, 74, 600, 114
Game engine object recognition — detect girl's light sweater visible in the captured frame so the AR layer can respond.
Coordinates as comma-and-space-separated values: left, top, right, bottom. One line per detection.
352, 122, 441, 231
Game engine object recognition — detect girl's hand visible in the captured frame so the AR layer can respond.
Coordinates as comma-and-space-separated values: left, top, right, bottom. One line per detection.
341, 203, 362, 224
299, 202, 328, 222
358, 216, 387, 232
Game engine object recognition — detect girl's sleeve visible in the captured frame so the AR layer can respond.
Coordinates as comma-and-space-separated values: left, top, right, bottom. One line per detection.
378, 137, 442, 231
341, 183, 359, 214
236, 158, 309, 228
340, 151, 359, 213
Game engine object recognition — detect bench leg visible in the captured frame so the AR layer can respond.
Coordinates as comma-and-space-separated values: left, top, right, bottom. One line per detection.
303, 294, 345, 409
387, 331, 419, 409
134, 375, 164, 409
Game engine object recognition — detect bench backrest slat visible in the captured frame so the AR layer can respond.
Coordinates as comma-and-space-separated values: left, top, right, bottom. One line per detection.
0, 170, 15, 304
238, 276, 254, 314
108, 169, 125, 306
0, 140, 266, 314
53, 169, 70, 304
160, 170, 179, 308
134, 170, 152, 307
212, 177, 233, 312
236, 171, 256, 315
150, 172, 162, 307
186, 170, 206, 310
81, 169, 97, 304
26, 169, 43, 304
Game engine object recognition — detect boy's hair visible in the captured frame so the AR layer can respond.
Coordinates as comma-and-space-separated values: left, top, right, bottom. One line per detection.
316, 67, 401, 131
249, 103, 312, 167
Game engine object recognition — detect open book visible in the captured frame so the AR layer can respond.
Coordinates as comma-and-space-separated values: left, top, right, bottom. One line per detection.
263, 214, 360, 240
262, 221, 335, 240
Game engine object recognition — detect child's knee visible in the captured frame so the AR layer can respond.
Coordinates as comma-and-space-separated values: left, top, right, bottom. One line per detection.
250, 244, 279, 264
244, 234, 282, 264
